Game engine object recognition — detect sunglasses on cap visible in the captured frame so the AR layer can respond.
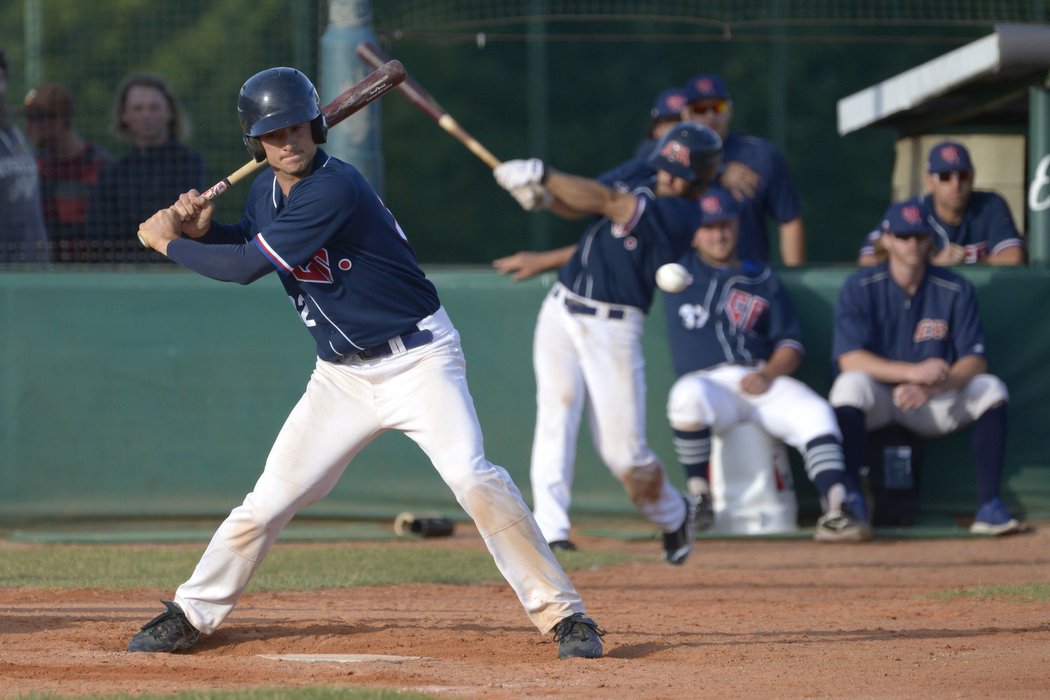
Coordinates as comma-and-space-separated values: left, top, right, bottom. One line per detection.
687, 100, 728, 115
888, 232, 930, 241
935, 170, 972, 183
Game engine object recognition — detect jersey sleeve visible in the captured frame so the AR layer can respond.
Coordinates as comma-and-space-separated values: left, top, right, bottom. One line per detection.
982, 192, 1025, 254
766, 277, 806, 356
254, 171, 358, 272
832, 274, 873, 361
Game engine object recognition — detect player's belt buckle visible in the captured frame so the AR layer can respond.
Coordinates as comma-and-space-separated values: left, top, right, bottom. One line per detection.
357, 327, 434, 360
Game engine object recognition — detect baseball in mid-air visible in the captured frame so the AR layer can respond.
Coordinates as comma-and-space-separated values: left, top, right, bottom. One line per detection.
656, 263, 693, 293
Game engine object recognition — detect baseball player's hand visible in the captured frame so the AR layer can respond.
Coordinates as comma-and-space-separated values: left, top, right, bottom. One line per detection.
137, 207, 183, 255
892, 383, 933, 411
931, 243, 966, 266
739, 371, 773, 395
907, 358, 950, 386
719, 161, 760, 201
170, 190, 214, 239
494, 158, 546, 192
492, 251, 549, 281
509, 184, 553, 212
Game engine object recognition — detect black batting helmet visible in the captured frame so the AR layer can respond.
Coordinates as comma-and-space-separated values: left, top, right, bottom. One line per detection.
237, 67, 327, 162
646, 122, 722, 194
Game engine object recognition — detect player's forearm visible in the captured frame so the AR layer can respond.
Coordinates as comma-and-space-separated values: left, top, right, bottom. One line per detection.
938, 354, 987, 393
837, 349, 919, 385
544, 170, 636, 224
167, 239, 273, 285
779, 218, 805, 267
985, 246, 1026, 265
761, 345, 802, 380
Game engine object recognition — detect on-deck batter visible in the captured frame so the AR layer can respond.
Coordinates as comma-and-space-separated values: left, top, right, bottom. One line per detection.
127, 67, 604, 660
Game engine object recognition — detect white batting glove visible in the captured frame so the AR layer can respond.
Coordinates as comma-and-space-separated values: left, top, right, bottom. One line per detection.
510, 184, 553, 212
494, 158, 546, 192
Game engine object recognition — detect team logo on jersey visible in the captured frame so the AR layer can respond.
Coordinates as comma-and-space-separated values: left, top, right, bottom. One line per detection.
678, 303, 710, 329
963, 242, 987, 264
658, 139, 691, 170
623, 235, 638, 250
913, 318, 948, 342
291, 248, 334, 284
725, 290, 769, 332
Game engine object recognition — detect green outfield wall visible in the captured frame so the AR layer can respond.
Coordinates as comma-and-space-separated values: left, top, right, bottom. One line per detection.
2, 266, 1047, 524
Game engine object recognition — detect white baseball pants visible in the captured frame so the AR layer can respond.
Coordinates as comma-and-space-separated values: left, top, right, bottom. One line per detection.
529, 284, 687, 543
174, 307, 584, 636
667, 364, 842, 450
828, 370, 1008, 437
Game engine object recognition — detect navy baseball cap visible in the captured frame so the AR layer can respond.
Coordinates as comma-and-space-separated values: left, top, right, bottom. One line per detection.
684, 73, 731, 103
880, 199, 931, 236
650, 87, 688, 122
927, 141, 973, 174
697, 188, 739, 225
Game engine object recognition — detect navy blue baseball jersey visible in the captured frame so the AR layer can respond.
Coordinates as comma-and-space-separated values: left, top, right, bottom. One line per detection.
663, 254, 805, 377
722, 132, 801, 264
858, 191, 1024, 263
185, 149, 439, 360
833, 262, 985, 369
557, 166, 701, 311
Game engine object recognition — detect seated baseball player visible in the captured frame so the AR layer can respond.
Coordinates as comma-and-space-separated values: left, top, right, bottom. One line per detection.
831, 199, 1021, 535
662, 187, 870, 542
857, 141, 1026, 267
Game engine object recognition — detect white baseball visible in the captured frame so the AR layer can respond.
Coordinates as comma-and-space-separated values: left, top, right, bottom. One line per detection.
656, 263, 693, 293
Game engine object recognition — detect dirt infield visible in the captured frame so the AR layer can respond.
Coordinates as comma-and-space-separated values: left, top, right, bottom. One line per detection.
2, 525, 1048, 699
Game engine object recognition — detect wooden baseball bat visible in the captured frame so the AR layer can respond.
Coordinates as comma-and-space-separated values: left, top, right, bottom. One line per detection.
355, 42, 502, 170
138, 60, 406, 247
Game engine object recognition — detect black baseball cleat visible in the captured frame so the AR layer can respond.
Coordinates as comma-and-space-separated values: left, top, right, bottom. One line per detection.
127, 600, 200, 653
663, 492, 696, 565
548, 539, 578, 552
552, 612, 605, 659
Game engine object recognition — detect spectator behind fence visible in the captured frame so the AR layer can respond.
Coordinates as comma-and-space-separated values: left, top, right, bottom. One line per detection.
86, 73, 205, 262
830, 199, 1021, 536
23, 83, 112, 262
857, 141, 1026, 267
0, 48, 50, 264
682, 73, 805, 267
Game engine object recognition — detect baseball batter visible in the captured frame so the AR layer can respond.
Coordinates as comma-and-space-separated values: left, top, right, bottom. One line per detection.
492, 123, 723, 564
126, 67, 604, 659
831, 199, 1020, 535
662, 187, 870, 542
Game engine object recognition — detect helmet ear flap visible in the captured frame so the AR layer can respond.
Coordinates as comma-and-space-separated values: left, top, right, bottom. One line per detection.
311, 114, 327, 144
243, 134, 266, 162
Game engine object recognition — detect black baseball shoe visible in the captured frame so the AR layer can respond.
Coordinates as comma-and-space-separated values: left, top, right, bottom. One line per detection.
549, 539, 578, 552
663, 492, 697, 565
127, 600, 200, 653
552, 612, 605, 659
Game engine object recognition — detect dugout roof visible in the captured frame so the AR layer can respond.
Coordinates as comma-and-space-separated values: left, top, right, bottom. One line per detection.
836, 23, 1050, 137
